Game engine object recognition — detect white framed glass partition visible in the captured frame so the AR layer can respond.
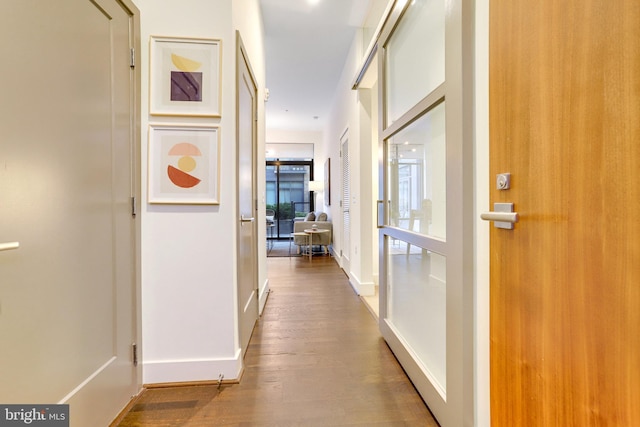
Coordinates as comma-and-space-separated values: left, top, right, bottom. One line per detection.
385, 0, 445, 124
374, 0, 474, 425
387, 101, 446, 240
385, 101, 447, 393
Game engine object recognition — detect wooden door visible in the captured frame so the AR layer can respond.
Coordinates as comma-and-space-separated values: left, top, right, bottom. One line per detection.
0, 1, 139, 425
236, 32, 259, 357
489, 0, 640, 425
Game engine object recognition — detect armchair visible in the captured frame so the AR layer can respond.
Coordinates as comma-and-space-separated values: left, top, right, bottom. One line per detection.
292, 212, 332, 255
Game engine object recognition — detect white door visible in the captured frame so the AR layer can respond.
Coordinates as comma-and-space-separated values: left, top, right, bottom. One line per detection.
341, 133, 351, 272
236, 33, 259, 357
0, 0, 139, 425
377, 0, 473, 425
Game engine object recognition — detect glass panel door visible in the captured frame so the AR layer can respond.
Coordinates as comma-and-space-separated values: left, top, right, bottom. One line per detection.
376, 0, 473, 425
385, 102, 447, 393
387, 102, 446, 241
385, 0, 444, 125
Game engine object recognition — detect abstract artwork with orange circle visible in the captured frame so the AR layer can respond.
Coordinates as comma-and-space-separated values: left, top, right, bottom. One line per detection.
148, 125, 220, 204
167, 142, 202, 188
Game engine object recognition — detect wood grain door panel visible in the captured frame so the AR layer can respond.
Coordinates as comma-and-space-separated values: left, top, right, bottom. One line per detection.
489, 0, 640, 425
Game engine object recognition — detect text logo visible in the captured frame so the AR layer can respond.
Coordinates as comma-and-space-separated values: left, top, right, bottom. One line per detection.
0, 405, 69, 426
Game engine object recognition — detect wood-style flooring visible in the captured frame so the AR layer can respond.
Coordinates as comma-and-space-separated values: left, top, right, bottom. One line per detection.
115, 256, 438, 426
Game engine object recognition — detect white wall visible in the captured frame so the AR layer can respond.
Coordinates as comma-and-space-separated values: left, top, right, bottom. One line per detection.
323, 31, 379, 296
266, 129, 322, 144
136, 0, 266, 384
323, 34, 359, 286
265, 130, 323, 158
354, 86, 376, 295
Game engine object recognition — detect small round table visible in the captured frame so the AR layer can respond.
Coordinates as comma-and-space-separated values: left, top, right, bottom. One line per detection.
304, 228, 329, 259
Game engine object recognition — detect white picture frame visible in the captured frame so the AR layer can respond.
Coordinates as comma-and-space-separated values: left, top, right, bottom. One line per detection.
148, 124, 220, 204
149, 36, 222, 117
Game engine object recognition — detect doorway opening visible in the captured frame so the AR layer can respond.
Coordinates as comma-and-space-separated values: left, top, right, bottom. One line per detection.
266, 160, 315, 241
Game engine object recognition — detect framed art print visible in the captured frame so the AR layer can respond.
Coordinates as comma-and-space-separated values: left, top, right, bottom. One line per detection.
148, 124, 220, 204
149, 36, 221, 117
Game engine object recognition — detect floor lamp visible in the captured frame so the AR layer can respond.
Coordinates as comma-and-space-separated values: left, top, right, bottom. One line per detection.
309, 180, 323, 211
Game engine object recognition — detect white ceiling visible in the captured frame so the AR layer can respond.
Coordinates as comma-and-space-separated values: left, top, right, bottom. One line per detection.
259, 0, 374, 132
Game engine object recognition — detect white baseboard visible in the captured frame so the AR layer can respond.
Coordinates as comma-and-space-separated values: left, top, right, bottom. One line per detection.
259, 278, 270, 314
330, 246, 339, 262
349, 272, 376, 296
143, 350, 242, 384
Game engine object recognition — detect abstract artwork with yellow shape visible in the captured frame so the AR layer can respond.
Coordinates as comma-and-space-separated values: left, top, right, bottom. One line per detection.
150, 36, 221, 117
170, 52, 203, 102
171, 53, 202, 72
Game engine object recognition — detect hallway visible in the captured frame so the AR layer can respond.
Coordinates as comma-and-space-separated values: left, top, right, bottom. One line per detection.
116, 256, 437, 426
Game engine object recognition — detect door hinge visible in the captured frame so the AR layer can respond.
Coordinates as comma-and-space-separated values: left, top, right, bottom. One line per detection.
131, 196, 137, 217
130, 48, 135, 68
132, 343, 138, 367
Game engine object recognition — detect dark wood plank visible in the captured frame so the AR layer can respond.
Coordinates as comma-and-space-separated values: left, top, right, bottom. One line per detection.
116, 257, 438, 426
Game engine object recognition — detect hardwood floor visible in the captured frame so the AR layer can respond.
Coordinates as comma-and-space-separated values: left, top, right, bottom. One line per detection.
116, 256, 438, 426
